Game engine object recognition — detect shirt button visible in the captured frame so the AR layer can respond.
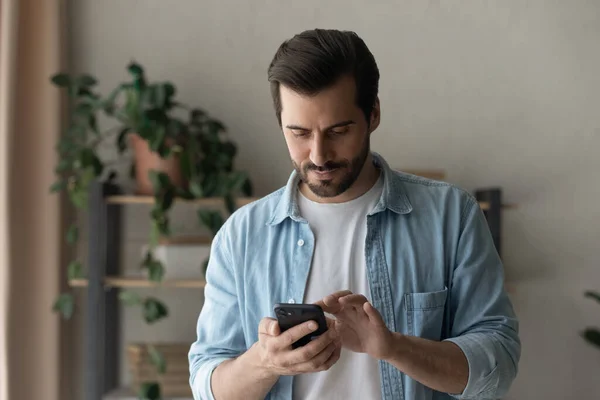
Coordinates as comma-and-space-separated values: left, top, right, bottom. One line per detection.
288, 298, 296, 304
297, 239, 304, 246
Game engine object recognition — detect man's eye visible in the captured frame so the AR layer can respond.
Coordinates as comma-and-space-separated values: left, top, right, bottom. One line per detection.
330, 127, 349, 135
293, 131, 309, 138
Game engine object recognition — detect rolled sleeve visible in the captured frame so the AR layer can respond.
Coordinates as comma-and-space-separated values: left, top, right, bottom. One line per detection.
444, 197, 521, 399
190, 356, 231, 400
188, 223, 246, 400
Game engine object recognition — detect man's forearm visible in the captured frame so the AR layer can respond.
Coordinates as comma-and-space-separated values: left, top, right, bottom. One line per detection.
384, 333, 469, 395
211, 344, 279, 400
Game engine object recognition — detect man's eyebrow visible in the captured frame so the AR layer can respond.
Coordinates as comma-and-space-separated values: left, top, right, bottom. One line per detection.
285, 120, 356, 131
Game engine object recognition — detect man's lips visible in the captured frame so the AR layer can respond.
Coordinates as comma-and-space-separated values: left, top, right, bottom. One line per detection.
311, 168, 339, 178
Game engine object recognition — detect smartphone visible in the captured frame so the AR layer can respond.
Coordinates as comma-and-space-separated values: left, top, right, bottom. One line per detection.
274, 303, 328, 348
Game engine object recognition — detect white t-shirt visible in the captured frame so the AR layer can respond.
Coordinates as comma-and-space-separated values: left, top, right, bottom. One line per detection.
293, 174, 384, 400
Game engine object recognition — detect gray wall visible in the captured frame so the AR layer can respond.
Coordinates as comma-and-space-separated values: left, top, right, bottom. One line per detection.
68, 1, 600, 399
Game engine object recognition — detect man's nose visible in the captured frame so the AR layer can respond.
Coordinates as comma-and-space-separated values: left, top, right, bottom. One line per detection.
309, 135, 329, 167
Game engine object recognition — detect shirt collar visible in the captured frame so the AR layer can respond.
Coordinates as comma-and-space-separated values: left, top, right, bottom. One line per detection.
267, 152, 413, 226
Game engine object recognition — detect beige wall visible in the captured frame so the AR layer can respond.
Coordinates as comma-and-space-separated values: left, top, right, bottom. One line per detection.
68, 1, 600, 398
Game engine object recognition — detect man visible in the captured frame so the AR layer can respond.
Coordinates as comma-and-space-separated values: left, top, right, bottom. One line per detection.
189, 29, 520, 400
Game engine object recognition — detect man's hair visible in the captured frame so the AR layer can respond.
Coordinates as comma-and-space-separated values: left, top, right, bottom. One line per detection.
267, 29, 380, 126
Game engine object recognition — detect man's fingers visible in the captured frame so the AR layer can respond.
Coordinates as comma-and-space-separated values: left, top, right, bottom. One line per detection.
339, 294, 369, 307
258, 317, 279, 336
364, 302, 386, 327
293, 341, 338, 373
285, 327, 337, 365
316, 290, 353, 313
275, 320, 319, 349
320, 342, 342, 371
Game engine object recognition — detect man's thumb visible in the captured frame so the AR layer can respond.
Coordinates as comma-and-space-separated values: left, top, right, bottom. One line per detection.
270, 319, 281, 336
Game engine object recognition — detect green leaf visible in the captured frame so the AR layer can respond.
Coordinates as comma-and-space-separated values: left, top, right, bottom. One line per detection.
159, 189, 174, 212
78, 74, 97, 87
53, 293, 74, 319
584, 291, 600, 304
56, 138, 76, 155
74, 102, 94, 118
68, 186, 88, 209
147, 260, 165, 282
190, 108, 206, 121
138, 382, 160, 400
155, 85, 166, 108
148, 345, 167, 374
206, 119, 226, 135
66, 223, 78, 244
117, 127, 130, 154
67, 261, 83, 280
143, 298, 168, 324
241, 177, 253, 196
88, 114, 99, 135
582, 328, 600, 348
227, 171, 248, 193
197, 210, 224, 236
202, 173, 218, 197
190, 180, 204, 198
149, 220, 161, 248
164, 82, 175, 98
150, 126, 166, 153
224, 194, 236, 214
51, 73, 71, 87
119, 290, 142, 306
78, 149, 103, 176
54, 159, 71, 173
127, 62, 144, 78
148, 171, 170, 194
50, 181, 66, 193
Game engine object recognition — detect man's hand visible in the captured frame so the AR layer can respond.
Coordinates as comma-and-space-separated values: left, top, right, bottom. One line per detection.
316, 291, 394, 360
250, 316, 342, 378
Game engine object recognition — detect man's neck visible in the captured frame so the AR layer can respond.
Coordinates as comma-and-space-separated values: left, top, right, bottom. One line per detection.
299, 153, 380, 204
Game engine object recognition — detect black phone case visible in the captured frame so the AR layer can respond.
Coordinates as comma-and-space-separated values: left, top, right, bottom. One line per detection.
274, 303, 328, 348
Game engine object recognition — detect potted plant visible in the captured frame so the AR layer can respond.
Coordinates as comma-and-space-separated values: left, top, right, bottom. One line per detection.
49, 62, 252, 400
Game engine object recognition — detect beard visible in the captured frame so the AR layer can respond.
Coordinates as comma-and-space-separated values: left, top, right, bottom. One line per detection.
293, 139, 370, 198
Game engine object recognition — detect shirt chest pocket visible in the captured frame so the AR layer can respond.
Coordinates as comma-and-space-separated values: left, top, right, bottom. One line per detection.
403, 287, 448, 340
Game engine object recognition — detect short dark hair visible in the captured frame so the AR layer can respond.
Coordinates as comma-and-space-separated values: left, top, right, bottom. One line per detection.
267, 29, 380, 126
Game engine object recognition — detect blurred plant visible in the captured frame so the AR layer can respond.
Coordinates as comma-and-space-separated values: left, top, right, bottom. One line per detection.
49, 62, 252, 400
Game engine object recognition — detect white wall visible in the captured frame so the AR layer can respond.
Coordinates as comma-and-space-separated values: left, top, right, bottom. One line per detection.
68, 1, 600, 398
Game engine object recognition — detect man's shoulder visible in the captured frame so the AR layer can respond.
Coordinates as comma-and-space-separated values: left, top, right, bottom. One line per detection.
390, 170, 478, 214
220, 186, 286, 233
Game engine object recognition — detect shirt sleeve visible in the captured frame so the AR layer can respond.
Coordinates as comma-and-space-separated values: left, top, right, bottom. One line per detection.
188, 224, 246, 400
443, 197, 521, 399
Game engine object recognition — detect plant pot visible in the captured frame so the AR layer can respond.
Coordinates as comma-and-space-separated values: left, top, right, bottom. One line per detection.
130, 133, 186, 195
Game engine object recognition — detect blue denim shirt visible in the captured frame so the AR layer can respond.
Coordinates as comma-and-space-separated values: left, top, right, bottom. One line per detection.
189, 152, 520, 400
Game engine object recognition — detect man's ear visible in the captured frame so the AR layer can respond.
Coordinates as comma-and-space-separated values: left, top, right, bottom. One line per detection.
369, 97, 381, 134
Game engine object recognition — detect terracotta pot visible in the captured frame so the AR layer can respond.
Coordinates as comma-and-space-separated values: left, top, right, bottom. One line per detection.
130, 133, 186, 195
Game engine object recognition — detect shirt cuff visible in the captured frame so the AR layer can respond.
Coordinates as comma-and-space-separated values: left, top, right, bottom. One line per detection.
191, 357, 231, 400
444, 334, 500, 399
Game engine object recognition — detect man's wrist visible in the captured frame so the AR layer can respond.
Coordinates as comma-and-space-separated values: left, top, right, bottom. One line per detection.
381, 332, 409, 363
243, 343, 280, 382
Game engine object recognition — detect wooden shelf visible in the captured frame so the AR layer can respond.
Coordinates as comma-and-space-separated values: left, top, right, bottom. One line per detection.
69, 277, 206, 289
105, 195, 259, 207
478, 202, 518, 211
104, 387, 192, 400
158, 235, 212, 246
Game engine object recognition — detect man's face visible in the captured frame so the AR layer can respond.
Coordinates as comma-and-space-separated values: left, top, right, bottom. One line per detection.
280, 75, 380, 199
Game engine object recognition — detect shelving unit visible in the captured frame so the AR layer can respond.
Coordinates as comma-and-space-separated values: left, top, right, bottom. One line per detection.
76, 181, 515, 400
